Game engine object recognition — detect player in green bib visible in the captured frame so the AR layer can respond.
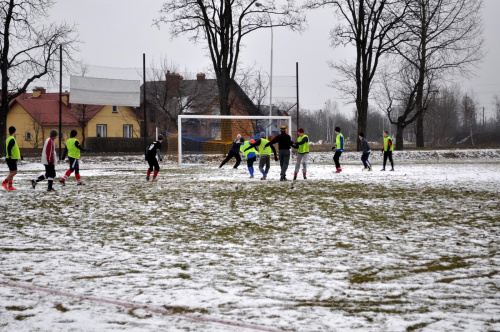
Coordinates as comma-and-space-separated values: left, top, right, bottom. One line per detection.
381, 130, 394, 171
292, 128, 309, 180
3, 126, 22, 190
239, 138, 258, 178
244, 132, 277, 180
60, 130, 89, 185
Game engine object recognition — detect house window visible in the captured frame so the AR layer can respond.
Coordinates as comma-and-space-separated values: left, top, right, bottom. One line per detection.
25, 132, 31, 141
123, 124, 133, 138
97, 124, 107, 137
112, 106, 118, 113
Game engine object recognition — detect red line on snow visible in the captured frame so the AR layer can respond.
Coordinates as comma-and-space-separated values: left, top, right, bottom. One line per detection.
1, 281, 287, 332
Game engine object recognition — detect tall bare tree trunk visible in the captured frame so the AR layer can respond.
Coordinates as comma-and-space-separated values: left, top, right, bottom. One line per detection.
416, 114, 424, 147
396, 118, 405, 150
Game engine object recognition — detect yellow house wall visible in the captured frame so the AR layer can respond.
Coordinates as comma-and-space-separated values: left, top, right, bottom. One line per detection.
87, 106, 140, 138
6, 104, 36, 149
7, 104, 86, 150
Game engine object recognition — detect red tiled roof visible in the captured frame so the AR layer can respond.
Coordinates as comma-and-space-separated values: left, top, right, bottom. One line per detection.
12, 93, 104, 126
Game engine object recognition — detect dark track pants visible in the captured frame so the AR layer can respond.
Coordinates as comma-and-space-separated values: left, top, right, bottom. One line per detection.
361, 152, 371, 168
383, 151, 394, 169
333, 151, 342, 169
219, 151, 241, 168
279, 149, 290, 176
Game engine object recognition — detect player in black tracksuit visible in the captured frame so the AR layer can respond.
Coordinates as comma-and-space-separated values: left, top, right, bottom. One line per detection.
146, 135, 163, 181
265, 125, 293, 181
359, 132, 372, 171
219, 134, 242, 169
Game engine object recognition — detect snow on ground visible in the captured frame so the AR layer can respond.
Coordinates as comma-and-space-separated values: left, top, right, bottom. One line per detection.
0, 149, 499, 331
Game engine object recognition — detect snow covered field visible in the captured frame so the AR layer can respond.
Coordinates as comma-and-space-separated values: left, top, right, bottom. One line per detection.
1, 149, 499, 331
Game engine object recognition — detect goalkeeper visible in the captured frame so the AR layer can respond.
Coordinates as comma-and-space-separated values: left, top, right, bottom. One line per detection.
219, 134, 242, 169
239, 137, 258, 178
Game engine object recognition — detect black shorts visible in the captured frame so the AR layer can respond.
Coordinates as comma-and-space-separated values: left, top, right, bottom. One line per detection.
147, 157, 160, 171
68, 157, 80, 172
6, 159, 18, 171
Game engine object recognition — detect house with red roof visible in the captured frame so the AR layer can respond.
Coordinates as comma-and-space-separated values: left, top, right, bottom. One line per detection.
7, 87, 141, 151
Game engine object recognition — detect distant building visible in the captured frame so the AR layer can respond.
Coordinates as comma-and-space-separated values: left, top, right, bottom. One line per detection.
141, 72, 262, 140
7, 87, 141, 151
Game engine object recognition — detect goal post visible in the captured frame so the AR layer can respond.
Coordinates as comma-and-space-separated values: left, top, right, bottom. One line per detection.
177, 114, 293, 166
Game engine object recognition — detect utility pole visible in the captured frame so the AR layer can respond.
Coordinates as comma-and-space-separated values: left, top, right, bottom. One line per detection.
59, 45, 62, 159
296, 62, 299, 135
143, 53, 147, 154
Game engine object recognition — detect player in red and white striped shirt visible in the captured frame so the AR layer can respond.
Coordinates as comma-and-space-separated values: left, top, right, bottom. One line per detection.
32, 130, 58, 192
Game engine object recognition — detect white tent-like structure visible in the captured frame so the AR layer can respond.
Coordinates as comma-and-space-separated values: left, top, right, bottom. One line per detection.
70, 75, 140, 107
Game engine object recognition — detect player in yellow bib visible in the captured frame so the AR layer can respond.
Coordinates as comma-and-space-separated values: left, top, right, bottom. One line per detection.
244, 132, 277, 180
60, 130, 90, 185
292, 128, 309, 180
381, 130, 394, 171
3, 126, 22, 190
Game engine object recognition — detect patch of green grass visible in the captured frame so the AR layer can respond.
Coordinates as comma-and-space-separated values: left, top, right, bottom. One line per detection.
162, 305, 209, 315
54, 304, 69, 312
5, 306, 28, 311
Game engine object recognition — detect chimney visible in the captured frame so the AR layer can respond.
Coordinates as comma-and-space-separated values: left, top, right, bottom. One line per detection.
166, 72, 183, 92
196, 73, 206, 82
61, 93, 69, 106
32, 87, 46, 98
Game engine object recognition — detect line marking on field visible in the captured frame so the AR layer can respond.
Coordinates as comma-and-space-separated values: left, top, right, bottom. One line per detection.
1, 281, 287, 332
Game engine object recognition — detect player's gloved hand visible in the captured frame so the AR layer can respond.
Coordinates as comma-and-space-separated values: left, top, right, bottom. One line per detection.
160, 158, 163, 162
274, 156, 278, 161
332, 146, 335, 150
21, 155, 24, 160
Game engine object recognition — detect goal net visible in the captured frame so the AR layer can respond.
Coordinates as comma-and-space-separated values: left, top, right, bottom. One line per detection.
161, 115, 292, 165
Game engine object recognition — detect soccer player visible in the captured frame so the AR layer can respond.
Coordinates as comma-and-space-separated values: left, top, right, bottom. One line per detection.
245, 132, 277, 180
381, 130, 394, 171
265, 125, 293, 181
60, 130, 89, 186
332, 127, 344, 173
219, 134, 242, 169
145, 135, 164, 181
359, 132, 372, 171
32, 129, 58, 192
292, 128, 309, 180
3, 126, 22, 191
239, 137, 258, 178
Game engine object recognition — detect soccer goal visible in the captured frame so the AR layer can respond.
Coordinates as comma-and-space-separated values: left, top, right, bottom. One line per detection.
174, 115, 292, 165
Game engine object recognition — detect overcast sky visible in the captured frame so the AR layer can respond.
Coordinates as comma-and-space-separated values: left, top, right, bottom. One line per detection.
43, 0, 500, 118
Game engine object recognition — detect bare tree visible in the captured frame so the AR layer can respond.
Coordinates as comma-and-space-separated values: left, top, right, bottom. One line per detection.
493, 95, 500, 128
377, 59, 439, 150
155, 0, 304, 123
0, 0, 78, 154
70, 103, 101, 147
304, 0, 408, 150
462, 92, 477, 146
391, 0, 484, 148
424, 85, 461, 145
144, 59, 219, 132
27, 112, 45, 151
237, 66, 269, 115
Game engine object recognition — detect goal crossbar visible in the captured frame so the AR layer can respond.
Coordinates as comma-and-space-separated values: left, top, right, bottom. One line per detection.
177, 114, 292, 165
